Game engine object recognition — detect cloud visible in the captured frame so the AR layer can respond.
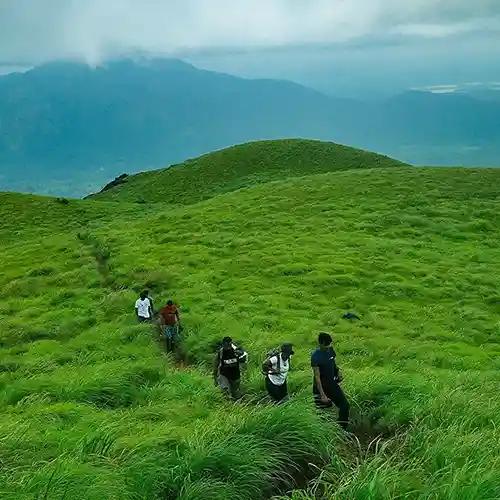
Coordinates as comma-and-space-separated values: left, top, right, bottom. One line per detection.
1, 0, 499, 65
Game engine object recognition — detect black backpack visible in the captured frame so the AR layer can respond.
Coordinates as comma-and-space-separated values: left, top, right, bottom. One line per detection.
218, 344, 248, 369
262, 349, 283, 376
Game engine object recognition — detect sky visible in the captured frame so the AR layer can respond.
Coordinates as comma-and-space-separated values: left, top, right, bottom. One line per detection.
1, 0, 499, 97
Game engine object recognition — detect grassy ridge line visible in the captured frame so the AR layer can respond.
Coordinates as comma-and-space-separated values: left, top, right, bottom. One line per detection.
89, 138, 407, 204
0, 193, 149, 246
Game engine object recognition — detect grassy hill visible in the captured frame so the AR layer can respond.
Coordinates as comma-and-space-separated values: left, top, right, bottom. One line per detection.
1, 148, 499, 499
89, 139, 407, 204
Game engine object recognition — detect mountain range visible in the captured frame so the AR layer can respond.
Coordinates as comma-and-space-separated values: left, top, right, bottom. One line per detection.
0, 58, 499, 196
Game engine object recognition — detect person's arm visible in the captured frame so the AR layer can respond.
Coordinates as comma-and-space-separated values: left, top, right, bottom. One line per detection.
158, 311, 165, 327
134, 301, 139, 317
334, 362, 343, 383
236, 348, 248, 364
268, 356, 279, 374
332, 349, 341, 382
262, 357, 273, 374
313, 366, 331, 404
213, 352, 220, 385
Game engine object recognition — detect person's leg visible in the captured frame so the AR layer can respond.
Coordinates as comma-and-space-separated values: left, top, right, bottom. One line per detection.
167, 326, 174, 352
230, 378, 241, 400
163, 327, 170, 351
276, 380, 289, 402
265, 376, 278, 401
329, 384, 350, 430
267, 377, 288, 403
172, 324, 180, 350
217, 375, 231, 398
279, 380, 289, 403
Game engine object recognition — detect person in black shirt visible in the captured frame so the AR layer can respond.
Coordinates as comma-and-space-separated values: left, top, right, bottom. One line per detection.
213, 336, 248, 400
311, 332, 349, 429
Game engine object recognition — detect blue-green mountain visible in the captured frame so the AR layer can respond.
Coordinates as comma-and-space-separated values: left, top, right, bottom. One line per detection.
0, 59, 499, 196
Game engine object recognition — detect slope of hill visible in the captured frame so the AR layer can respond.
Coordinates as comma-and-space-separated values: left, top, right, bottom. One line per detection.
89, 139, 407, 204
1, 58, 500, 196
1, 163, 499, 499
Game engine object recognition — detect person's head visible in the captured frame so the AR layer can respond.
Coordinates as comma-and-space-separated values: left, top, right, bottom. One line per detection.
140, 290, 148, 300
222, 336, 233, 351
318, 332, 333, 349
281, 343, 294, 361
167, 299, 173, 306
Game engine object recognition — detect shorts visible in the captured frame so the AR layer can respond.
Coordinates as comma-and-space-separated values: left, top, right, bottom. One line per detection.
163, 324, 179, 339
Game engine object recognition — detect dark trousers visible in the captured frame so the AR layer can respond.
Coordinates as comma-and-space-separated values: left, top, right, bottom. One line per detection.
315, 383, 350, 429
265, 376, 288, 403
217, 375, 241, 400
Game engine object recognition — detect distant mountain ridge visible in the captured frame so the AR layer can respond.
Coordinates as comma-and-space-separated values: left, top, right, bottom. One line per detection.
0, 58, 499, 196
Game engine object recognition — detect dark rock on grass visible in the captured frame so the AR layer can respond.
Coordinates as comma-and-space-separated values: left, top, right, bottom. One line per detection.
343, 312, 361, 321
87, 173, 129, 197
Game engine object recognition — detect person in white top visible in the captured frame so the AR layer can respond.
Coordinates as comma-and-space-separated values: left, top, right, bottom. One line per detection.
262, 343, 294, 403
135, 290, 153, 322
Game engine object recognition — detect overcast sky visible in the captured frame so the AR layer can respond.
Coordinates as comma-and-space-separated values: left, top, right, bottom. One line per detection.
1, 0, 498, 63
1, 1, 499, 97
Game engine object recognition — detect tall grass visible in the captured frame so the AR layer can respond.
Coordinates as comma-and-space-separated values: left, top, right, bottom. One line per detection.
1, 164, 500, 498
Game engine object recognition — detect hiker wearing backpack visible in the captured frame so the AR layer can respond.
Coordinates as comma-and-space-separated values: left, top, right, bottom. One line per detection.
213, 336, 248, 400
135, 290, 153, 322
262, 343, 294, 403
311, 332, 350, 430
159, 300, 180, 352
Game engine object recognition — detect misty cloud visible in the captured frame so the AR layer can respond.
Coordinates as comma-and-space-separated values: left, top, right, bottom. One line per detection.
1, 0, 500, 65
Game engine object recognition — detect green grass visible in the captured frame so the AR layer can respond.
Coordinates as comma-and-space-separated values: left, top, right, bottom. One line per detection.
89, 139, 406, 204
1, 146, 499, 499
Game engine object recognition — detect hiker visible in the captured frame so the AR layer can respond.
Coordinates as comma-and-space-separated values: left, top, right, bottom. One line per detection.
311, 332, 349, 430
262, 343, 294, 403
213, 336, 248, 400
145, 290, 155, 316
159, 300, 181, 352
135, 290, 153, 322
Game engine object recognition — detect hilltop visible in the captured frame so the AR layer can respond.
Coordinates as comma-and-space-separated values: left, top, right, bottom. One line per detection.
0, 153, 499, 498
89, 139, 407, 204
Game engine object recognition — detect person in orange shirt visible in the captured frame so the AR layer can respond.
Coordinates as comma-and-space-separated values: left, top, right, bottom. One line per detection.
159, 300, 180, 352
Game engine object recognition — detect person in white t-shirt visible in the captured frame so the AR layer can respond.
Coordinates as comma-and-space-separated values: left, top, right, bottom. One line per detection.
262, 343, 294, 403
135, 290, 153, 322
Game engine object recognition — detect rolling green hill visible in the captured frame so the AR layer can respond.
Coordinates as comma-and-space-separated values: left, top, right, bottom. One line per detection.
89, 139, 407, 204
1, 144, 499, 499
